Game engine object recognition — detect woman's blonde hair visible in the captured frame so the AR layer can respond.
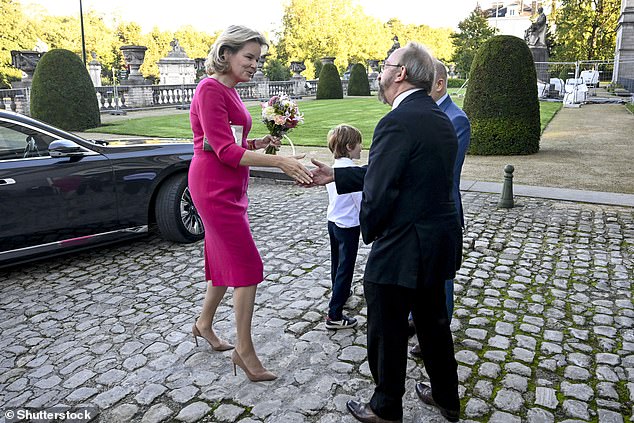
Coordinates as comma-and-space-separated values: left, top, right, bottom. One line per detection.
205, 25, 268, 75
328, 124, 362, 159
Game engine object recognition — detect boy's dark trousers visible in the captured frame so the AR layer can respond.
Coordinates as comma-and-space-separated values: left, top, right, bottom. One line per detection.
328, 221, 360, 320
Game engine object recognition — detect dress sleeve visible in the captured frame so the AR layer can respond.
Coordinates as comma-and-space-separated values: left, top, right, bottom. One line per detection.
197, 82, 245, 168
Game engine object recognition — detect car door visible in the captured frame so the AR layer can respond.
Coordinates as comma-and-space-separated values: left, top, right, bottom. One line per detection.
0, 117, 117, 252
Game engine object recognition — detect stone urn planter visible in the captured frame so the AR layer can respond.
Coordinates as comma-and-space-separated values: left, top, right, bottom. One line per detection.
120, 45, 148, 85
367, 59, 380, 74
290, 61, 306, 77
10, 50, 43, 87
320, 57, 335, 65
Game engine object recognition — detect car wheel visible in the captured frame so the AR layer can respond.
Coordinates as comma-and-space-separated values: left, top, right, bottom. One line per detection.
155, 174, 204, 243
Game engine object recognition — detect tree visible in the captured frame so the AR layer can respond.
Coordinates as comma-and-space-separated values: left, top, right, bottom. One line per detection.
347, 63, 370, 96
552, 0, 621, 61
115, 21, 142, 45
173, 25, 218, 59
316, 63, 343, 99
30, 48, 100, 131
463, 36, 540, 155
36, 11, 118, 79
264, 59, 291, 81
450, 6, 497, 77
0, 0, 38, 88
277, 0, 456, 79
277, 0, 391, 78
384, 19, 454, 63
140, 26, 173, 81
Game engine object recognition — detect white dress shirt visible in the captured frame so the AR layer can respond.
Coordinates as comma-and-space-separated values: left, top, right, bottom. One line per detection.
392, 88, 423, 110
435, 92, 449, 106
326, 157, 362, 228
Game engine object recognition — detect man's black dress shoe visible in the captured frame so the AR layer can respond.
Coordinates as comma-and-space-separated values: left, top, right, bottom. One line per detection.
415, 383, 460, 422
346, 400, 402, 423
409, 343, 423, 359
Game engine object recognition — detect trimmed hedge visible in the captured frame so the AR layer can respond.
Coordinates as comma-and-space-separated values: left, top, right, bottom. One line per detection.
347, 63, 371, 96
447, 78, 467, 88
30, 48, 100, 131
316, 63, 343, 99
463, 35, 540, 155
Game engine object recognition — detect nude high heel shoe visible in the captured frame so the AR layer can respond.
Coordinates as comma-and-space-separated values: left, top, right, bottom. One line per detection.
192, 321, 234, 352
231, 350, 277, 382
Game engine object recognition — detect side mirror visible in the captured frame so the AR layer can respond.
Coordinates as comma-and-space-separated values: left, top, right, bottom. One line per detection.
49, 139, 90, 158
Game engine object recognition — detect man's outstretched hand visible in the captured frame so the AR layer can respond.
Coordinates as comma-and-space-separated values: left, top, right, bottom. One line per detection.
300, 158, 334, 187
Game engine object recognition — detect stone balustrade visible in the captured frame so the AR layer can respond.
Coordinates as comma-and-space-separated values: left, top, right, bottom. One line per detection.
0, 88, 28, 114
95, 86, 129, 111
152, 84, 195, 107
1, 76, 376, 116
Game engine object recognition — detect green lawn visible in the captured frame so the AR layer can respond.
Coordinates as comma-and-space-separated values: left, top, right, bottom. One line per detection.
626, 103, 634, 114
89, 97, 562, 147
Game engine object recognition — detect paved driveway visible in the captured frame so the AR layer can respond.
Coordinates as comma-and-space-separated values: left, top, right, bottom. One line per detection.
1, 181, 632, 422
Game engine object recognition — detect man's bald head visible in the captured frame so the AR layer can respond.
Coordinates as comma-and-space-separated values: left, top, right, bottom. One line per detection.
431, 60, 448, 102
434, 61, 448, 83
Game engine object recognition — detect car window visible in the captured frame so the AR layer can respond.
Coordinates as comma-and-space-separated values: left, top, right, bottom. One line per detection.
0, 120, 55, 160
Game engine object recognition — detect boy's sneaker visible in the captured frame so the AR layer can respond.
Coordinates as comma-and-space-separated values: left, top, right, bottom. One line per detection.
325, 315, 358, 330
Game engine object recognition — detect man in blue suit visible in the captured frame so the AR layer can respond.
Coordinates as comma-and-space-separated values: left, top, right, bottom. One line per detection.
410, 60, 471, 359
309, 44, 462, 422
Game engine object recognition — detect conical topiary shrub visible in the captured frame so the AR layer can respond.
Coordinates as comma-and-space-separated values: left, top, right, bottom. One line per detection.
316, 63, 343, 100
463, 35, 540, 155
347, 63, 371, 96
30, 48, 100, 131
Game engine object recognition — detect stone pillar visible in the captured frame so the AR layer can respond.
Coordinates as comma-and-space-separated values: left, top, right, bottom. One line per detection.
613, 0, 634, 92
10, 50, 43, 88
253, 55, 267, 81
321, 56, 335, 65
120, 45, 148, 85
124, 87, 153, 108
290, 61, 307, 96
88, 51, 102, 87
367, 59, 379, 91
251, 56, 268, 99
194, 58, 206, 81
157, 39, 196, 85
530, 47, 549, 83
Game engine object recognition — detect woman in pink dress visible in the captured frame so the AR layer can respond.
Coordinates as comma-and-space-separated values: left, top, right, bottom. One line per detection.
189, 25, 312, 382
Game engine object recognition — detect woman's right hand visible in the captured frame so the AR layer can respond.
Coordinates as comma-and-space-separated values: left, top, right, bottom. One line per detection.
278, 155, 313, 185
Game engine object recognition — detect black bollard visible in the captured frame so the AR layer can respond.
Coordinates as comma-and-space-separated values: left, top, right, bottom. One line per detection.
498, 164, 515, 208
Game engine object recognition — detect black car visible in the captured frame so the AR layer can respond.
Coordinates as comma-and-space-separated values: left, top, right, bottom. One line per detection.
0, 109, 203, 268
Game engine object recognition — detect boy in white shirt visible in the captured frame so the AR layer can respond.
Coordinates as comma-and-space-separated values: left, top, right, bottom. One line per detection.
324, 124, 362, 330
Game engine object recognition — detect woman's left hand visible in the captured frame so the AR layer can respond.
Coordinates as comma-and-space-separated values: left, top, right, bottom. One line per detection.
254, 135, 281, 150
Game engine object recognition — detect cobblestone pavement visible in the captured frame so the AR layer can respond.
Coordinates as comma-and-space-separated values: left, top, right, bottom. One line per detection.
1, 180, 633, 423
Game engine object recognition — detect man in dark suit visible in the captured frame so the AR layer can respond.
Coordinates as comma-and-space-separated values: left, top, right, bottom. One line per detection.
410, 60, 471, 358
309, 43, 462, 422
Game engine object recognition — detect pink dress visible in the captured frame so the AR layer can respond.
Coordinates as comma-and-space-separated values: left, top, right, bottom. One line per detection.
188, 77, 263, 286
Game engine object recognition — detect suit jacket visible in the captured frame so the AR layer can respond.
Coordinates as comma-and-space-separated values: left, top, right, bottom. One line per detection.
438, 95, 471, 227
335, 90, 462, 289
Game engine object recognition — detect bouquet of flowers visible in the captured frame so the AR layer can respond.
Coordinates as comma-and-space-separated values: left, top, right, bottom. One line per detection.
261, 94, 303, 154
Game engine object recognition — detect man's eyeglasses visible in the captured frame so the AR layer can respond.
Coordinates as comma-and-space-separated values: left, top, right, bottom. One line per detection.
379, 63, 402, 72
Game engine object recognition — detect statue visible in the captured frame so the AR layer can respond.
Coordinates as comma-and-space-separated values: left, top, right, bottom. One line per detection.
171, 38, 185, 53
386, 35, 400, 60
167, 38, 188, 58
525, 7, 547, 47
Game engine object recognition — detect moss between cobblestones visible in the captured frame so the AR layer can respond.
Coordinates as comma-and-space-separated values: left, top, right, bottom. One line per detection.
198, 400, 222, 421
615, 380, 631, 419
199, 400, 252, 422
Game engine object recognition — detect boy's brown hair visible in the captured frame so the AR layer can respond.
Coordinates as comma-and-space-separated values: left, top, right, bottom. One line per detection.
327, 124, 362, 159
